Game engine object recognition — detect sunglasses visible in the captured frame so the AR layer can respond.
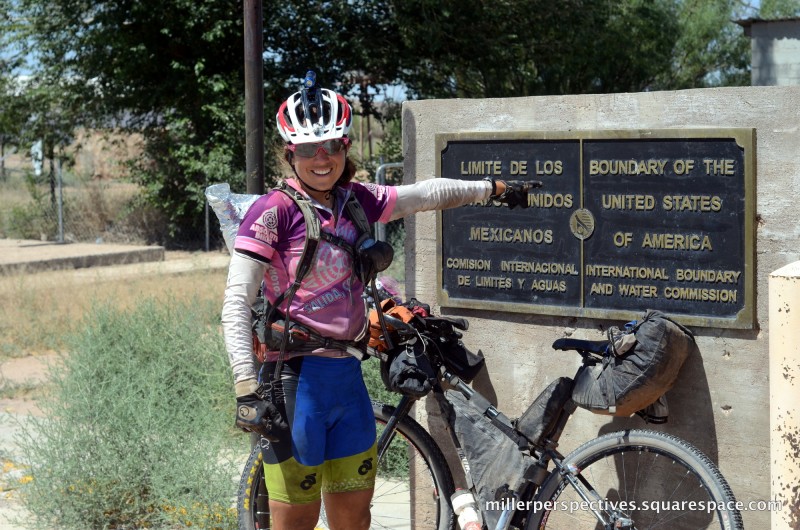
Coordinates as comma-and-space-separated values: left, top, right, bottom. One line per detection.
288, 138, 350, 158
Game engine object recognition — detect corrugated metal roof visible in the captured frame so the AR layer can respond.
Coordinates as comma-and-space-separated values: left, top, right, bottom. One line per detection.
735, 16, 800, 28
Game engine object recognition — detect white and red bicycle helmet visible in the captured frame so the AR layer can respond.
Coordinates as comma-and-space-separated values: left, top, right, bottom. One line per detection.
276, 71, 353, 144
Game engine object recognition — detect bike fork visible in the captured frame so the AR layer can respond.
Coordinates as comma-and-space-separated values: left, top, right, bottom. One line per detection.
551, 458, 624, 529
492, 497, 517, 530
376, 395, 416, 461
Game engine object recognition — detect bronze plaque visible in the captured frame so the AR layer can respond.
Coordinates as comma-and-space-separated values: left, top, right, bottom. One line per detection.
436, 129, 756, 329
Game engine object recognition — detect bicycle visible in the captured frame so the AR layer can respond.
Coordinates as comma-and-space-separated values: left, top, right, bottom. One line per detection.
237, 301, 744, 530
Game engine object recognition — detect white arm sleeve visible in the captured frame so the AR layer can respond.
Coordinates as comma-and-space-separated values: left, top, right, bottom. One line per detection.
389, 178, 493, 221
221, 251, 266, 384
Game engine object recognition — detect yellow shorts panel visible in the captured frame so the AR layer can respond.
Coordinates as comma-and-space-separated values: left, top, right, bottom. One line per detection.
264, 442, 377, 504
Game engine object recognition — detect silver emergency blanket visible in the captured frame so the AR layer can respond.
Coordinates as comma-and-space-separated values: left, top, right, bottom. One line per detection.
205, 183, 260, 254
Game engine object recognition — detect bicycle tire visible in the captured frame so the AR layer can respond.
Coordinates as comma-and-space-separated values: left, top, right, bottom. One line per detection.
527, 429, 743, 530
237, 401, 456, 530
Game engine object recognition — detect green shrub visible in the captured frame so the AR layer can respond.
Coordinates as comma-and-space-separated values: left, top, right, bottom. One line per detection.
5, 201, 58, 241
362, 357, 394, 406
382, 219, 406, 283
2, 172, 58, 240
15, 298, 247, 529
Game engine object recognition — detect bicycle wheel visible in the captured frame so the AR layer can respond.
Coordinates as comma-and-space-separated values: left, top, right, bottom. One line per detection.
237, 401, 456, 530
238, 445, 270, 530
528, 429, 743, 530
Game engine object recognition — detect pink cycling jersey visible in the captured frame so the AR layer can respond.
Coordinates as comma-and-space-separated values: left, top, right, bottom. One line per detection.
234, 178, 397, 360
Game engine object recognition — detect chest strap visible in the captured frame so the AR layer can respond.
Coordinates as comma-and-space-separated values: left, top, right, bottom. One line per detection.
269, 185, 321, 377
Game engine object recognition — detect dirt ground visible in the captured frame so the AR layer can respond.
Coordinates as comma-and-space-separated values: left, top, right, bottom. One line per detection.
0, 355, 50, 415
0, 356, 45, 528
0, 355, 51, 529
0, 249, 230, 529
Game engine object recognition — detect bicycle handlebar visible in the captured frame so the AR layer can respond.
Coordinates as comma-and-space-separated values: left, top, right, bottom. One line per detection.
381, 313, 414, 333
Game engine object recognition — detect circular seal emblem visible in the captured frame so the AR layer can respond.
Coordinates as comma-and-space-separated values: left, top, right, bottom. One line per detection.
569, 208, 596, 240
262, 207, 278, 230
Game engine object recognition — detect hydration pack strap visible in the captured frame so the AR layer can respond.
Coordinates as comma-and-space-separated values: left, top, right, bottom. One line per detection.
271, 184, 322, 378
343, 192, 373, 239
320, 232, 355, 256
276, 184, 321, 279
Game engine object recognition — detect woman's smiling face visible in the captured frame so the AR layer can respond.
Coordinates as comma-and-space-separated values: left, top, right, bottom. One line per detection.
292, 141, 348, 195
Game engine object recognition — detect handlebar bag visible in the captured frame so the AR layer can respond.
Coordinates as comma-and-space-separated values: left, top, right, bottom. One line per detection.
571, 310, 696, 418
422, 324, 485, 383
368, 298, 418, 352
438, 340, 485, 383
380, 339, 437, 398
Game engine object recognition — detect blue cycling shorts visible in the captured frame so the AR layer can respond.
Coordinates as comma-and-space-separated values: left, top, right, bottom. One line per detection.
258, 355, 377, 504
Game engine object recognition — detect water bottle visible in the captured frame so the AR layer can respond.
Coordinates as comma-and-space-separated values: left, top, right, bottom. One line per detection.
451, 489, 482, 530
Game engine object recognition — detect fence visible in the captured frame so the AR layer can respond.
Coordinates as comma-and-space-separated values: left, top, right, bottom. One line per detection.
0, 164, 171, 246
0, 156, 406, 262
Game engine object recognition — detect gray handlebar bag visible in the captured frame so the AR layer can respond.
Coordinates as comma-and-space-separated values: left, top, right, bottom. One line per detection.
381, 339, 437, 398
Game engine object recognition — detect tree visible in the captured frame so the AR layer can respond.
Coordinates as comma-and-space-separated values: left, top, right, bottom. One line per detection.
651, 0, 752, 89
759, 0, 800, 17
2, 0, 757, 246
22, 78, 82, 207
4, 0, 249, 245
0, 65, 24, 181
0, 38, 28, 181
391, 0, 751, 98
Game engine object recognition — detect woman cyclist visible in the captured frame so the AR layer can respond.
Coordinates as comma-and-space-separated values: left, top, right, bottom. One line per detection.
221, 73, 530, 530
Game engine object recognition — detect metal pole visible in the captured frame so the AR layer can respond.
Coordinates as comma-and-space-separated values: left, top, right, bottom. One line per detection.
56, 156, 64, 244
204, 196, 210, 252
374, 162, 403, 241
244, 0, 264, 195
244, 0, 264, 451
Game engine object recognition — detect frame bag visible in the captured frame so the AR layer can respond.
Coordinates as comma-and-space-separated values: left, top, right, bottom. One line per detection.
571, 310, 696, 419
447, 390, 534, 530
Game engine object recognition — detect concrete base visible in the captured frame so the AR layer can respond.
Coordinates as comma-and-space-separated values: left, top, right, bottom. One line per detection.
769, 262, 800, 530
0, 239, 165, 275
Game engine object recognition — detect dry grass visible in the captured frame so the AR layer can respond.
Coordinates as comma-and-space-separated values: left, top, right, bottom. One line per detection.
0, 178, 139, 211
0, 185, 32, 208
0, 266, 227, 359
0, 170, 149, 244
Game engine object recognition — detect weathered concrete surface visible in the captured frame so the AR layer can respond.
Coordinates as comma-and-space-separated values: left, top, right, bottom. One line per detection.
404, 86, 800, 529
769, 262, 800, 530
0, 239, 165, 274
